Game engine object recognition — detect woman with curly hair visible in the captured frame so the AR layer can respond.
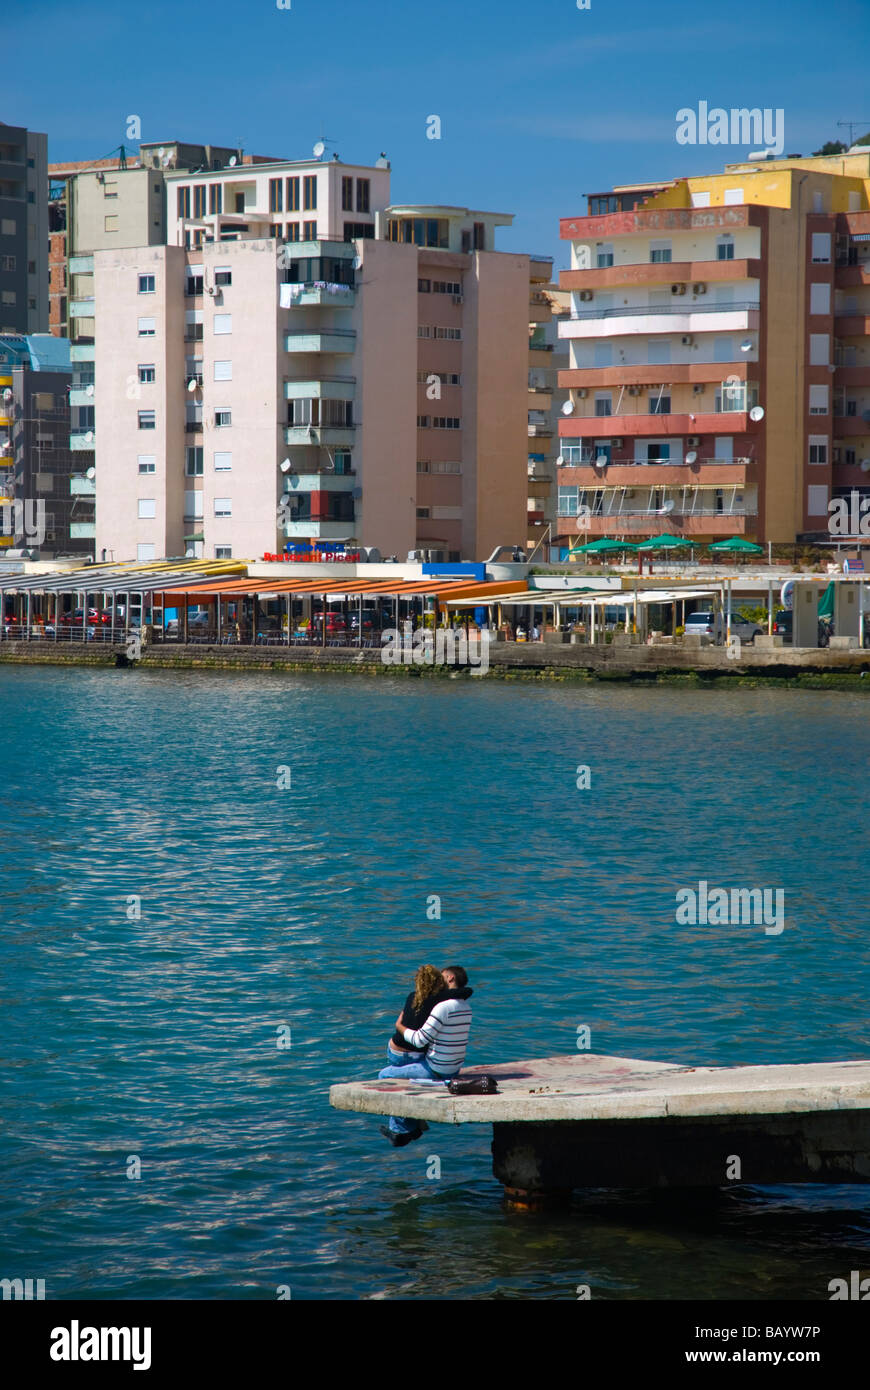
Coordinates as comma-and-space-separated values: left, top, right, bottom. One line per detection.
385, 964, 447, 1068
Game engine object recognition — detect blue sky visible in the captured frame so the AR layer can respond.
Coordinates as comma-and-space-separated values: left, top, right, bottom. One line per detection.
7, 0, 869, 268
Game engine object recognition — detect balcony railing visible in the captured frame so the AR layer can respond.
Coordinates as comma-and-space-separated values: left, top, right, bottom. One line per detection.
558, 507, 757, 521
184, 420, 203, 433
560, 454, 751, 468
568, 300, 759, 321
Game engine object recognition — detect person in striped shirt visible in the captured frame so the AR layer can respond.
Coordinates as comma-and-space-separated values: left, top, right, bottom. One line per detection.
378, 966, 473, 1147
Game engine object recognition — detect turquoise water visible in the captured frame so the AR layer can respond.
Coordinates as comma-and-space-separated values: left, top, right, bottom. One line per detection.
1, 667, 868, 1300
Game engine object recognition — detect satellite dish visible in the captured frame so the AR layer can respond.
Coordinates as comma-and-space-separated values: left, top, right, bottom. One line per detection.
740, 339, 753, 353
84, 431, 94, 443
780, 579, 794, 611
555, 455, 564, 466
352, 254, 362, 270
161, 153, 172, 168
279, 458, 292, 473
659, 500, 675, 514
86, 384, 94, 396
561, 400, 575, 416
1, 388, 12, 400
228, 155, 238, 168
375, 153, 389, 169
595, 452, 608, 465
749, 405, 765, 422
861, 459, 870, 472
156, 147, 165, 160
85, 466, 96, 480
187, 378, 198, 393
313, 141, 326, 159
685, 450, 697, 464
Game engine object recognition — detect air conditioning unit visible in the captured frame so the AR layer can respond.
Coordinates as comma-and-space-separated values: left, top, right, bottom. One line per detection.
671, 283, 687, 295
688, 435, 700, 446
452, 294, 464, 305
576, 388, 587, 398
627, 385, 641, 395
681, 335, 694, 346
692, 384, 705, 395
693, 283, 707, 295
612, 438, 624, 448
579, 290, 594, 302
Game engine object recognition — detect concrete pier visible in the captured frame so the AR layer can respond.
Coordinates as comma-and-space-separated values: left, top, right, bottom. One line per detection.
329, 1054, 870, 1206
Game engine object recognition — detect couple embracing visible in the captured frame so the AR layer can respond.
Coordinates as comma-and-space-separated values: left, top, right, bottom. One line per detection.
378, 964, 472, 1147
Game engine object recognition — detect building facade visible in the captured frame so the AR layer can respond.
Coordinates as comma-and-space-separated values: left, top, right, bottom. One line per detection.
83, 157, 530, 563
0, 122, 48, 335
556, 153, 870, 549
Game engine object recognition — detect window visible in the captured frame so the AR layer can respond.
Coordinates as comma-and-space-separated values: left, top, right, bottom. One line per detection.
845, 448, 856, 466
356, 178, 370, 214
303, 176, 317, 211
713, 285, 735, 306
285, 223, 300, 242
809, 334, 829, 366
286, 177, 300, 211
138, 455, 156, 474
417, 326, 431, 338
138, 274, 155, 294
214, 451, 232, 471
138, 409, 156, 429
417, 460, 430, 473
691, 191, 711, 208
269, 178, 283, 213
596, 244, 614, 268
214, 267, 231, 287
807, 484, 828, 515
303, 221, 317, 240
269, 222, 282, 238
649, 241, 672, 263
808, 438, 828, 465
434, 326, 462, 340
713, 337, 732, 363
215, 545, 232, 558
417, 415, 431, 427
593, 343, 613, 367
1, 289, 16, 304
209, 183, 222, 215
214, 497, 232, 517
137, 542, 156, 561
185, 270, 203, 295
213, 360, 232, 381
433, 416, 461, 429
192, 185, 206, 218
809, 385, 829, 415
811, 233, 831, 264
723, 188, 744, 205
649, 394, 671, 414
185, 447, 203, 475
343, 221, 375, 241
137, 317, 156, 336
810, 282, 830, 315
434, 460, 462, 474
342, 177, 354, 212
138, 364, 155, 383
28, 260, 36, 274
0, 254, 15, 271
214, 408, 232, 428
184, 309, 203, 340
473, 222, 485, 250
104, 215, 118, 232
432, 280, 461, 295
594, 393, 612, 417
416, 507, 430, 518
177, 186, 191, 219
138, 499, 156, 519
418, 278, 431, 293
648, 339, 671, 365
716, 236, 735, 261
1, 218, 15, 235
214, 313, 231, 334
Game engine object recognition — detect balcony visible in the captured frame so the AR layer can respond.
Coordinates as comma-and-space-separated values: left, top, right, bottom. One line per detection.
831, 417, 870, 437
284, 329, 356, 354
528, 421, 554, 438
561, 259, 762, 291
70, 431, 95, 451
284, 423, 356, 447
69, 298, 95, 318
559, 459, 755, 487
564, 410, 753, 438
70, 475, 96, 496
559, 363, 750, 390
68, 255, 94, 275
183, 374, 204, 388
69, 522, 96, 539
559, 512, 756, 538
70, 344, 95, 363
69, 386, 95, 407
530, 256, 554, 284
561, 304, 760, 340
280, 282, 356, 309
185, 420, 203, 433
834, 314, 870, 337
560, 204, 761, 241
281, 470, 356, 492
281, 518, 356, 540
284, 375, 356, 400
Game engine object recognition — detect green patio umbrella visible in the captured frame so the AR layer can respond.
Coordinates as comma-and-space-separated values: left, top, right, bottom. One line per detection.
708, 536, 763, 553
817, 581, 835, 620
573, 537, 638, 553
636, 534, 692, 551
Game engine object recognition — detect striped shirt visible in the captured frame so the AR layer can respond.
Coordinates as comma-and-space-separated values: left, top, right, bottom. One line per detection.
402, 997, 472, 1076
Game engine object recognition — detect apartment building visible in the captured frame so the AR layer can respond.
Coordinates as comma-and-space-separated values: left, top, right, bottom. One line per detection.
0, 333, 89, 556
556, 151, 870, 549
85, 156, 530, 563
0, 122, 48, 334
527, 265, 569, 550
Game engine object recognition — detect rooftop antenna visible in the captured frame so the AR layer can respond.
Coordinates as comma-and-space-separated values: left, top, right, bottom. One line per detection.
837, 121, 870, 146
313, 129, 336, 160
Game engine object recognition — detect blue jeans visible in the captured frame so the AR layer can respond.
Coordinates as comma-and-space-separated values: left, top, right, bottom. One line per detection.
377, 1055, 452, 1134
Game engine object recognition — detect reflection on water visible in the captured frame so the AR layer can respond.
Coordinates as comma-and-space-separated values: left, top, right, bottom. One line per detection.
0, 668, 867, 1298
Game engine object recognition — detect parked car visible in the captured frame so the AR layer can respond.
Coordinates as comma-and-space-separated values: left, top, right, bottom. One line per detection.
772, 609, 793, 643
684, 610, 763, 644
59, 607, 112, 627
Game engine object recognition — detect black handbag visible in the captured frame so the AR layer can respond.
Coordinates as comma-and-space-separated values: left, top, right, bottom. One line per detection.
447, 1075, 499, 1095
